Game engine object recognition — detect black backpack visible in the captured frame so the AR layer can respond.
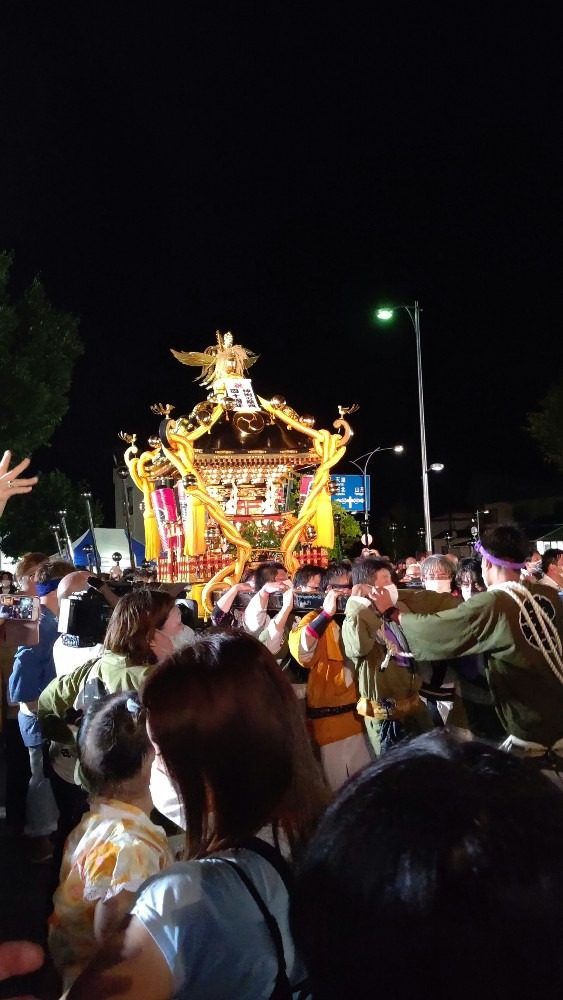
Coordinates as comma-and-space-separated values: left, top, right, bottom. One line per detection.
80, 672, 110, 711
63, 658, 109, 727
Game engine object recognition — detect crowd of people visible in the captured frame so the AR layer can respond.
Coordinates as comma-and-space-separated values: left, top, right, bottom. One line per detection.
2, 448, 563, 997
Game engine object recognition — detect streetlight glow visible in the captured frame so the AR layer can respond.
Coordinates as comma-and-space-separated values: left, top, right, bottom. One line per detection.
349, 445, 404, 546
374, 300, 437, 552
429, 463, 444, 472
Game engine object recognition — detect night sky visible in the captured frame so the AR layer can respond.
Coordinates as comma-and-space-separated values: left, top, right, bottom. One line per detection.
3, 4, 563, 527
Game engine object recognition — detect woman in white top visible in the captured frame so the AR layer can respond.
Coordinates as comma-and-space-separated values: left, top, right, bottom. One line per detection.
68, 630, 329, 1000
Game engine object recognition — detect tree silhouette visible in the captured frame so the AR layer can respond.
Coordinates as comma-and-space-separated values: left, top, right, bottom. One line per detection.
0, 251, 83, 460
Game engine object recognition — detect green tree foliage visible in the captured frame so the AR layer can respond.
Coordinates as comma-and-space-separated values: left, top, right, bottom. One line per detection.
0, 251, 83, 460
0, 470, 104, 559
527, 378, 563, 474
329, 502, 361, 559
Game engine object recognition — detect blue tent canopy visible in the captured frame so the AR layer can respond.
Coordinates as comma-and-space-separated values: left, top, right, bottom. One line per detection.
71, 528, 145, 570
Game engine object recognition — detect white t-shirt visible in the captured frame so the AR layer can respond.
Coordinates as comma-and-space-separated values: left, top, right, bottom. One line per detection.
132, 846, 304, 1000
53, 638, 104, 678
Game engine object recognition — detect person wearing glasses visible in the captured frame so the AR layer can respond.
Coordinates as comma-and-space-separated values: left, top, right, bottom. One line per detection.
370, 524, 563, 769
289, 561, 372, 790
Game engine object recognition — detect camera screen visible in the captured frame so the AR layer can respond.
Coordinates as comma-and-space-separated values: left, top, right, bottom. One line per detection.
0, 595, 36, 620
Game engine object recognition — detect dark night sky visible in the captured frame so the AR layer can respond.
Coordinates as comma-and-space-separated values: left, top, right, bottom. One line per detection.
2, 3, 563, 527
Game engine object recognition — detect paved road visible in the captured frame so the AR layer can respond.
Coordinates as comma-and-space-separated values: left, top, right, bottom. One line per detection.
0, 745, 61, 999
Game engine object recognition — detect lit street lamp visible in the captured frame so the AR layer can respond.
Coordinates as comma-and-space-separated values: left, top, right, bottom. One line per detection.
349, 445, 404, 546
375, 302, 443, 553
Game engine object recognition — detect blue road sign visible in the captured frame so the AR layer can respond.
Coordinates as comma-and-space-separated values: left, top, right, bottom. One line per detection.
329, 474, 370, 512
300, 475, 370, 512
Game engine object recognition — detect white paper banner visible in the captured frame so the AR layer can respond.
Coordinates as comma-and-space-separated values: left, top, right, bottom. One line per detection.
224, 378, 260, 411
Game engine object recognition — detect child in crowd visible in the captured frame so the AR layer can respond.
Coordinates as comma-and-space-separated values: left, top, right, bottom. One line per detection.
48, 692, 172, 993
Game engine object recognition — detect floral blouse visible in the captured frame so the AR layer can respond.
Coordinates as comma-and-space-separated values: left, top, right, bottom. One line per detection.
49, 798, 172, 990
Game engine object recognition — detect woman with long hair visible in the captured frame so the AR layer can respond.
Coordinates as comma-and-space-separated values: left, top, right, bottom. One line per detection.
102, 587, 177, 666
68, 630, 329, 999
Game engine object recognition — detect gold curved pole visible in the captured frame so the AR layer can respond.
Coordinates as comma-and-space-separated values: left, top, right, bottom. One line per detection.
160, 445, 251, 562
182, 405, 224, 442
202, 562, 238, 614
333, 417, 353, 447
256, 403, 347, 570
177, 482, 252, 612
280, 471, 329, 568
161, 436, 206, 490
161, 407, 224, 485
281, 441, 346, 570
124, 444, 139, 476
125, 448, 164, 560
163, 419, 252, 610
125, 458, 143, 492
258, 397, 325, 445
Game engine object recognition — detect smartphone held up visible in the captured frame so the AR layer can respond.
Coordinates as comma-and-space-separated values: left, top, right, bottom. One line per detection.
0, 595, 40, 621
0, 594, 40, 646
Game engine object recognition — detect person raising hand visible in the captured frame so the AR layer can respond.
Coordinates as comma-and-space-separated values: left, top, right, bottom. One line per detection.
0, 450, 38, 518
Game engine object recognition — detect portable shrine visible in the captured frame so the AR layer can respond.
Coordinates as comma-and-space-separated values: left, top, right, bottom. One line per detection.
120, 331, 356, 615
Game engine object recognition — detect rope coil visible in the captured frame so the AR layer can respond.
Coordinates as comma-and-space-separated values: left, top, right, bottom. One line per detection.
490, 582, 563, 685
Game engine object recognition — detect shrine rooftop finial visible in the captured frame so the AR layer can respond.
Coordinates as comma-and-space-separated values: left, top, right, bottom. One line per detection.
170, 330, 260, 387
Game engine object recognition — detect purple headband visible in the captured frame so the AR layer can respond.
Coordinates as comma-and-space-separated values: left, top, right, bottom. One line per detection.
36, 578, 61, 596
474, 541, 526, 571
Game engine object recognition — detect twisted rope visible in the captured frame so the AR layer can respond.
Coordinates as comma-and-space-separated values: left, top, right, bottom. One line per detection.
490, 582, 563, 685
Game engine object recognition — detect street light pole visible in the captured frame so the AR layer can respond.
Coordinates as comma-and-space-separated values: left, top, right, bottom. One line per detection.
81, 491, 102, 575
375, 302, 441, 554
349, 445, 403, 546
58, 510, 74, 564
50, 524, 64, 558
411, 302, 433, 553
115, 466, 137, 571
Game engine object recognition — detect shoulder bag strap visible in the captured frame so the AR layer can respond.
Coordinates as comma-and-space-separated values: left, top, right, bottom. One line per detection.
243, 835, 295, 894
219, 858, 292, 999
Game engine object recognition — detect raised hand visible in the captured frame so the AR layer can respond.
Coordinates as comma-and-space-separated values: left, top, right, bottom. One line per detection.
0, 451, 38, 518
322, 589, 338, 616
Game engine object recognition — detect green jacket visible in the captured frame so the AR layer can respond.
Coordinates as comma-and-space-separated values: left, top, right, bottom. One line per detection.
38, 650, 154, 744
342, 589, 457, 708
400, 582, 563, 745
341, 597, 416, 707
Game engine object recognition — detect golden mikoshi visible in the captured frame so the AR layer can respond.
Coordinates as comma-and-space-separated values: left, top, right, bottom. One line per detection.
121, 330, 356, 615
